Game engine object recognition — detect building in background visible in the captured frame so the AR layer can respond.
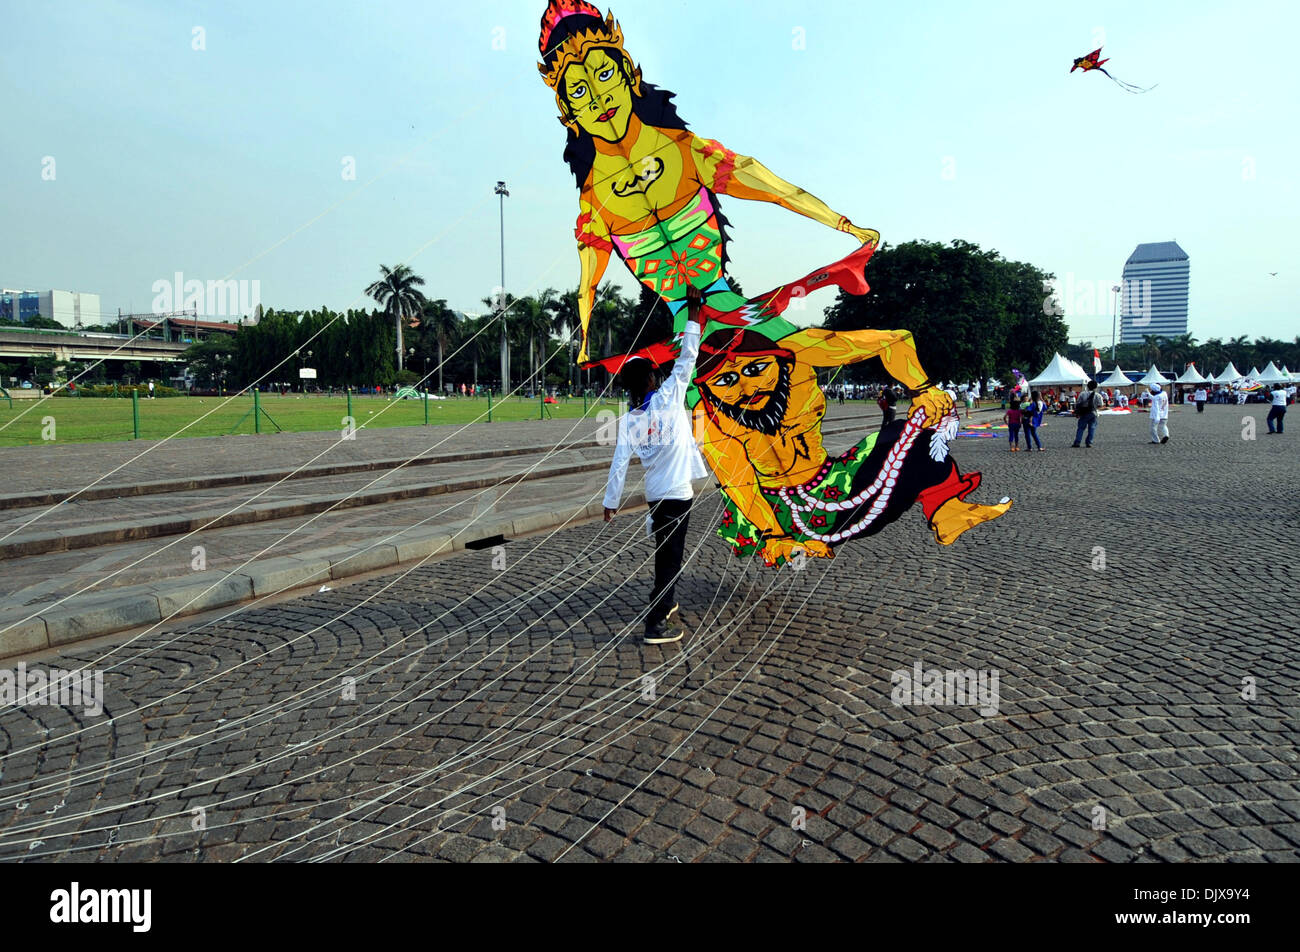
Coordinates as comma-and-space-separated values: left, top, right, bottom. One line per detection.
1118, 242, 1189, 344
0, 288, 103, 328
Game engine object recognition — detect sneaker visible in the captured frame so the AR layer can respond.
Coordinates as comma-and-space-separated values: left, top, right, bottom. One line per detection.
1161, 436, 1169, 444
1085, 443, 1092, 448
644, 622, 685, 645
1071, 443, 1081, 448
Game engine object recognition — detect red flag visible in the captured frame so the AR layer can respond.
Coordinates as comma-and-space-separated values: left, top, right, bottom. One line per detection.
1093, 349, 1102, 373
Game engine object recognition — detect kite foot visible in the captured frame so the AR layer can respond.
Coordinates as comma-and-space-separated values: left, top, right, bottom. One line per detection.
929, 496, 1012, 546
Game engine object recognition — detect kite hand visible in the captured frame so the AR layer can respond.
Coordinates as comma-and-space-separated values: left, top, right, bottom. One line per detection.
913, 387, 955, 428
759, 536, 833, 567
837, 219, 880, 249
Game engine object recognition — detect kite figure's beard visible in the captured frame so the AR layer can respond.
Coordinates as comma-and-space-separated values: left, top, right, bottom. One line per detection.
703, 361, 793, 437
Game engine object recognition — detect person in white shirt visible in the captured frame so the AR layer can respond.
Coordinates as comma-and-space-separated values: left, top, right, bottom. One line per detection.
1193, 386, 1207, 413
1266, 383, 1287, 434
604, 288, 708, 644
1148, 384, 1170, 444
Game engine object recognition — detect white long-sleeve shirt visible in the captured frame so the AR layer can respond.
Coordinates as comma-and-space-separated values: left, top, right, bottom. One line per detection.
603, 321, 708, 509
1150, 390, 1169, 420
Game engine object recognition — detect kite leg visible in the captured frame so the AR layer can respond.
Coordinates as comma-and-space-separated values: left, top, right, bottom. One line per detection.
829, 422, 1010, 546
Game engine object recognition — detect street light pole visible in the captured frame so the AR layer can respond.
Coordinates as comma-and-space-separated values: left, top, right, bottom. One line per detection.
495, 180, 509, 394
1111, 284, 1121, 363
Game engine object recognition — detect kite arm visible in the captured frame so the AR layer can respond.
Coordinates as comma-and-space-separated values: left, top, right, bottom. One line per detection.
690, 135, 879, 246
576, 202, 614, 364
784, 328, 929, 386
784, 328, 954, 426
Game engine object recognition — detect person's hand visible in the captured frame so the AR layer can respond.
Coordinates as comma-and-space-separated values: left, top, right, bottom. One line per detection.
604, 507, 617, 522
685, 284, 706, 325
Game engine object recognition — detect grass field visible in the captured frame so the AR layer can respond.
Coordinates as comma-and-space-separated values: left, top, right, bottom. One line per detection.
0, 393, 622, 445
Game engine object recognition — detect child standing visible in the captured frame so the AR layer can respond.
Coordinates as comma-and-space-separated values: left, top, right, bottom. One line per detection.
1004, 397, 1022, 451
1022, 390, 1045, 451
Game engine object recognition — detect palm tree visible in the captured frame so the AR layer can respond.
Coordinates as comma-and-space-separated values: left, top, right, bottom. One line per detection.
1227, 335, 1252, 369
533, 289, 562, 393
547, 289, 581, 392
589, 284, 623, 359
366, 264, 427, 371
1165, 333, 1197, 370
420, 299, 460, 394
1141, 334, 1162, 368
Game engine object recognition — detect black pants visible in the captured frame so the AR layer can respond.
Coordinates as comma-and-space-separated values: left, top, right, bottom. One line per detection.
880, 406, 896, 426
1196, 400, 1205, 413
647, 498, 691, 629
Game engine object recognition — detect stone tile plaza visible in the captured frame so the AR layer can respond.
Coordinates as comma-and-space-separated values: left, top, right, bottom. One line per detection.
0, 403, 1294, 863
1, 0, 1297, 894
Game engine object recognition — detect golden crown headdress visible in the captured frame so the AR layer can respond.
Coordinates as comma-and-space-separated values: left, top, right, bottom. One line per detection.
538, 1, 642, 130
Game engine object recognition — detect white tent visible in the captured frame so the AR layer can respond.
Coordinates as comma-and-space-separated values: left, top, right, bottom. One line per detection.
1174, 363, 1208, 384
1098, 366, 1133, 387
1247, 366, 1262, 380
1257, 361, 1290, 384
1214, 362, 1242, 383
1135, 364, 1172, 387
1028, 353, 1090, 387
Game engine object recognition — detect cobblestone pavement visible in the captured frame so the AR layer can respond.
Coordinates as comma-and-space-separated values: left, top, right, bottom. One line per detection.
0, 405, 1295, 862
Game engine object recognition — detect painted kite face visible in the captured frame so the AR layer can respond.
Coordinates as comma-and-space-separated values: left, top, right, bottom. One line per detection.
707, 355, 782, 411
562, 48, 633, 141
701, 355, 793, 436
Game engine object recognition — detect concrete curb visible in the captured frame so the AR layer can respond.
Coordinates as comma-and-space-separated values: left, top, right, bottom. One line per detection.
0, 421, 874, 560
0, 460, 604, 560
0, 495, 634, 660
0, 437, 609, 511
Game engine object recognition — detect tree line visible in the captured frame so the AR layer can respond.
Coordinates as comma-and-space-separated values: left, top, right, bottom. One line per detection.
175, 249, 1294, 394
1063, 334, 1300, 379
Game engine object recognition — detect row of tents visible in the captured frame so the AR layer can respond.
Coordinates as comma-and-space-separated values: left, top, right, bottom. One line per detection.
1025, 355, 1299, 389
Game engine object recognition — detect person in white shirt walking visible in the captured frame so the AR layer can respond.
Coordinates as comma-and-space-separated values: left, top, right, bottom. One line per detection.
1266, 383, 1287, 434
603, 287, 708, 645
1148, 384, 1170, 444
1193, 385, 1207, 413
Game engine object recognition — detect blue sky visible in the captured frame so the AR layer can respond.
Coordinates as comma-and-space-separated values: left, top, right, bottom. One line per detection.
2, 0, 1296, 345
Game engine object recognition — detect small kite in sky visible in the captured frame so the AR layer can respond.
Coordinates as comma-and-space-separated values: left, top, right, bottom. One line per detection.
1071, 47, 1156, 94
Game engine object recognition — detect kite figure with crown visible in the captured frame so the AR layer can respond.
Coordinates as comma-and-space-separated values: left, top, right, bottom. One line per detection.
538, 1, 1011, 564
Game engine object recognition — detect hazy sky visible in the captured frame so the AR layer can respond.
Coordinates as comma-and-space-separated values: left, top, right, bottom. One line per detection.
3, 0, 1296, 346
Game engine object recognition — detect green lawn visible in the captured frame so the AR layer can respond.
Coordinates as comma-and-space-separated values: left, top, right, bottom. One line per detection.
0, 393, 621, 445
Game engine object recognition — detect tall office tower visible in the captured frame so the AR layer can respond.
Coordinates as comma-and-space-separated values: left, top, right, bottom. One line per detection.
1119, 241, 1189, 344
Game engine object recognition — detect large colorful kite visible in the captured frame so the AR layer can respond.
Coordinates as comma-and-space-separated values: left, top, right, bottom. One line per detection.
538, 0, 1010, 565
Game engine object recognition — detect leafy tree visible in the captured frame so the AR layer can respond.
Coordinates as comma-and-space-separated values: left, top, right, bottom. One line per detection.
824, 239, 1065, 386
